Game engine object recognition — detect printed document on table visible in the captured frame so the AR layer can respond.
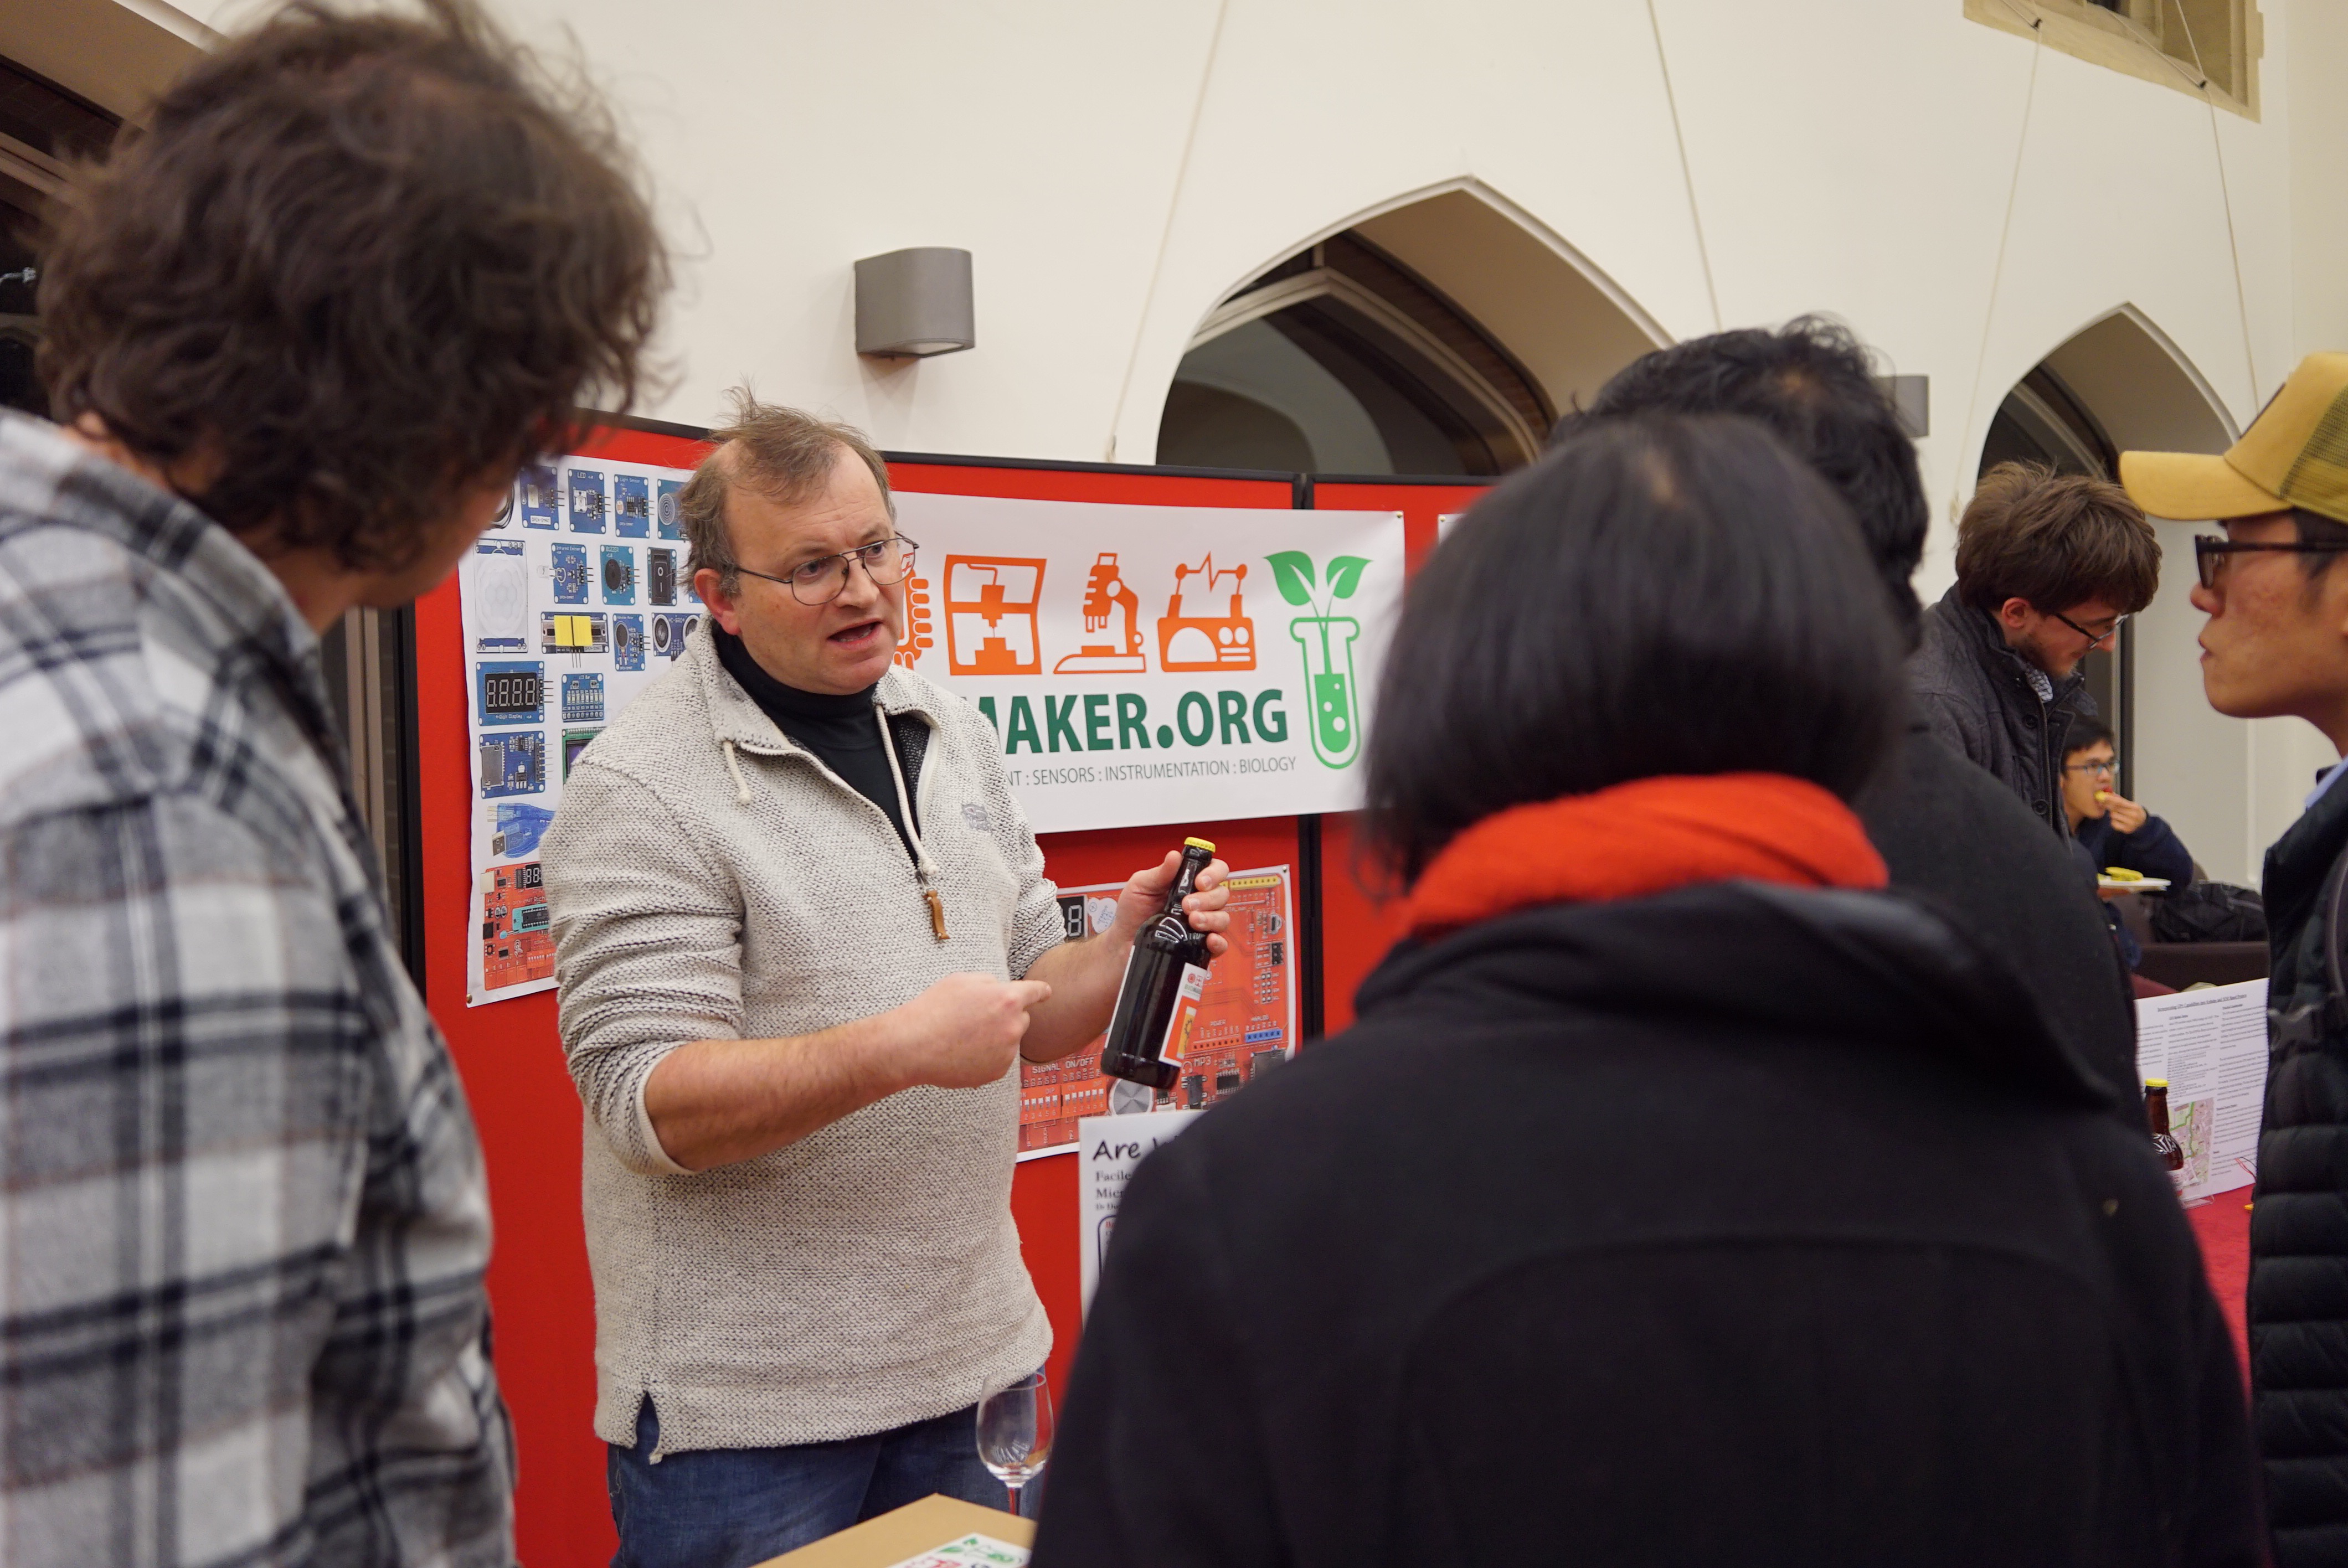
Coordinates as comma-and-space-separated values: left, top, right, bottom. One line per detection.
2134, 978, 2268, 1199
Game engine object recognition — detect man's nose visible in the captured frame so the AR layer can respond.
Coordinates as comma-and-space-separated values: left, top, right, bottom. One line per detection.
2189, 581, 2221, 616
836, 555, 881, 607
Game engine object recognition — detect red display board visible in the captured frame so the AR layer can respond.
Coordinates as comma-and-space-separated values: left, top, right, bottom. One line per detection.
418, 437, 1304, 1562
1308, 480, 1491, 1030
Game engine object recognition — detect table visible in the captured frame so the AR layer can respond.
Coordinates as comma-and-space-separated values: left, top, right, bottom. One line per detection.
754, 1495, 1034, 1568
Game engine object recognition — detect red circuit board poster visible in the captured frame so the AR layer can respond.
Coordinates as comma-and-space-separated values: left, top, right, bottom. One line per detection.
1019, 864, 1296, 1157
480, 859, 554, 992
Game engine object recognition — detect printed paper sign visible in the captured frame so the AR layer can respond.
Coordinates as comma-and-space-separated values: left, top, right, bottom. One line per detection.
1079, 1108, 1204, 1312
1019, 868, 1294, 1157
2135, 978, 2268, 1200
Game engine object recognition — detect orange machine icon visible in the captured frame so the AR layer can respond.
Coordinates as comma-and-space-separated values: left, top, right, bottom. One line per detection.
1054, 552, 1148, 674
1157, 554, 1255, 672
893, 571, 935, 669
945, 555, 1045, 675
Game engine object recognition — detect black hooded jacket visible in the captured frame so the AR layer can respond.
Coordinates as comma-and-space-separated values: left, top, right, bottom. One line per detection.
2248, 773, 2348, 1567
1034, 882, 2257, 1568
1856, 711, 2139, 1107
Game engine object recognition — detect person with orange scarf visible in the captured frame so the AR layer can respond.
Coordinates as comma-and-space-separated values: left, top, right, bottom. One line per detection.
1032, 415, 2256, 1567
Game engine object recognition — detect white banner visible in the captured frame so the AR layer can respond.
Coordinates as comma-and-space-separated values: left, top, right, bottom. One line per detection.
453, 461, 1403, 1004
889, 491, 1402, 834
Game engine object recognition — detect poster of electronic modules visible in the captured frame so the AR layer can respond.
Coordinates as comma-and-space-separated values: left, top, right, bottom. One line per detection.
457, 452, 701, 1004
1017, 865, 1296, 1158
455, 455, 1394, 1006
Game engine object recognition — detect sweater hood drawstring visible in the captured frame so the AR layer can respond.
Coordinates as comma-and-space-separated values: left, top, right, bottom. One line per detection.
877, 707, 939, 881
721, 737, 752, 805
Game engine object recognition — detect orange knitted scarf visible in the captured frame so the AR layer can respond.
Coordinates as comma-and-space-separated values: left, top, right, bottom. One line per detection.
1403, 772, 1888, 938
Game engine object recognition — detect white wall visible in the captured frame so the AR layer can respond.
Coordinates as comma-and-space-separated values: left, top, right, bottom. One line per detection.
107, 0, 2348, 876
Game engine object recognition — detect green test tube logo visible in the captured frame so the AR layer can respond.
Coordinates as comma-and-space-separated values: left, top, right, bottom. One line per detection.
1266, 549, 1371, 771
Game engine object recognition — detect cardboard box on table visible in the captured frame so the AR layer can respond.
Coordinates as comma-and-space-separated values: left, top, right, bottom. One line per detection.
752, 1495, 1033, 1568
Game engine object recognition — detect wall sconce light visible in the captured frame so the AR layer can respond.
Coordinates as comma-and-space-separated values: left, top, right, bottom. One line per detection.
854, 247, 975, 358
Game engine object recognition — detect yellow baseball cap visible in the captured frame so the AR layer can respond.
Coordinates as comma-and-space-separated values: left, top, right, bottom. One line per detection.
2120, 352, 2348, 525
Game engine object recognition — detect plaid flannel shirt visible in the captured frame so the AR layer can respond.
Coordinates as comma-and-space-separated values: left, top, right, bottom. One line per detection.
0, 415, 513, 1567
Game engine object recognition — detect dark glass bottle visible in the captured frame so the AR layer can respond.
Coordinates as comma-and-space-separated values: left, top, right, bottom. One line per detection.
2145, 1080, 2186, 1174
1099, 838, 1216, 1093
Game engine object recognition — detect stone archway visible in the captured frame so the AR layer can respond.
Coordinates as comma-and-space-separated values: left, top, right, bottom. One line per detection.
1155, 180, 1667, 477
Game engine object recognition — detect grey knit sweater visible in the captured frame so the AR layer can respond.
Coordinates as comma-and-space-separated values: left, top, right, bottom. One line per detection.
540, 625, 1063, 1454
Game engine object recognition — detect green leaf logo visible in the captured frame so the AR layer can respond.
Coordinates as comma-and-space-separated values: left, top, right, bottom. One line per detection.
1265, 550, 1317, 607
1325, 555, 1369, 601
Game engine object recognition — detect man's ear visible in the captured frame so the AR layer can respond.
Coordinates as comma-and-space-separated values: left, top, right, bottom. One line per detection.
696, 567, 744, 636
2323, 564, 2348, 642
1996, 596, 2035, 633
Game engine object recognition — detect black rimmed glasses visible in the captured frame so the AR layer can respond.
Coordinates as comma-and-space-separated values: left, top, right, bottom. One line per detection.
2195, 534, 2348, 591
2048, 607, 2128, 650
2064, 756, 2117, 777
735, 535, 920, 605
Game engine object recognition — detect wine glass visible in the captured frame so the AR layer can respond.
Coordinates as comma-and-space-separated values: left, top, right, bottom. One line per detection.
975, 1371, 1054, 1519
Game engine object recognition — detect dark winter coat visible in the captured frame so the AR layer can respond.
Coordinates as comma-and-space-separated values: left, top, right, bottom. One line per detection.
1857, 713, 2140, 1107
1913, 584, 2098, 836
2078, 811, 2197, 889
1033, 882, 2259, 1568
2250, 773, 2348, 1567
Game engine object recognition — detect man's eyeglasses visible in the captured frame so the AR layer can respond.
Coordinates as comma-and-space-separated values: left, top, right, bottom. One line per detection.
2064, 757, 2117, 777
736, 535, 920, 606
2048, 607, 2128, 650
2195, 534, 2348, 591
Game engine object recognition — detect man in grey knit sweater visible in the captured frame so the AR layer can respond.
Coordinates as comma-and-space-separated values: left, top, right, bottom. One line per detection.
540, 397, 1229, 1568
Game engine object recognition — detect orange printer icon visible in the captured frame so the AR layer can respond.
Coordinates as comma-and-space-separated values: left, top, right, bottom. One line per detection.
944, 555, 1046, 675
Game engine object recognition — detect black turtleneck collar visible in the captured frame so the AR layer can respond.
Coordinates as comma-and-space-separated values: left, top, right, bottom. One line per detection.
713, 621, 879, 724
710, 622, 917, 852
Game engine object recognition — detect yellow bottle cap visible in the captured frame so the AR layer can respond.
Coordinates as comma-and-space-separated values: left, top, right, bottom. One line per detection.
2144, 1077, 2169, 1088
1183, 837, 1216, 853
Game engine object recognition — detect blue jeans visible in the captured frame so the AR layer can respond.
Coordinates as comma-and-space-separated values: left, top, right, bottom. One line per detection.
609, 1397, 1007, 1568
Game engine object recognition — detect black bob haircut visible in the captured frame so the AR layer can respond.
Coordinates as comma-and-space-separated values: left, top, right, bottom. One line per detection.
2064, 716, 2116, 757
1565, 317, 1929, 647
1366, 414, 1904, 886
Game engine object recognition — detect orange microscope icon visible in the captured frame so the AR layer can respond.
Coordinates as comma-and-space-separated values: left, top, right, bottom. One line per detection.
1157, 554, 1255, 672
1053, 552, 1149, 674
944, 555, 1046, 675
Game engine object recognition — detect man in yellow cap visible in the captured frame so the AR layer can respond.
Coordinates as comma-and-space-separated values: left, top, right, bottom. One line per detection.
2121, 351, 2348, 1568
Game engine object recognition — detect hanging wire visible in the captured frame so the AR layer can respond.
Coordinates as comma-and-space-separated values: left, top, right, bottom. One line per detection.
1644, 0, 1721, 334
1949, 0, 2046, 527
2163, 0, 2262, 405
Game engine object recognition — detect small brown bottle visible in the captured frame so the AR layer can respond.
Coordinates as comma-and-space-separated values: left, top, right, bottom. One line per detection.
1099, 838, 1216, 1094
2145, 1079, 2186, 1178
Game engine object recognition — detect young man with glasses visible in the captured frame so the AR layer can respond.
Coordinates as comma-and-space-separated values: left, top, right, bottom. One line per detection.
2060, 717, 2194, 886
538, 395, 1230, 1567
2122, 350, 2348, 1568
1913, 463, 2161, 835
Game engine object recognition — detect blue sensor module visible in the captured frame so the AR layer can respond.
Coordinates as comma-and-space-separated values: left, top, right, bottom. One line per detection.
518, 464, 560, 529
477, 730, 545, 798
567, 468, 607, 533
551, 543, 588, 605
562, 672, 605, 724
475, 660, 545, 728
614, 474, 651, 537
